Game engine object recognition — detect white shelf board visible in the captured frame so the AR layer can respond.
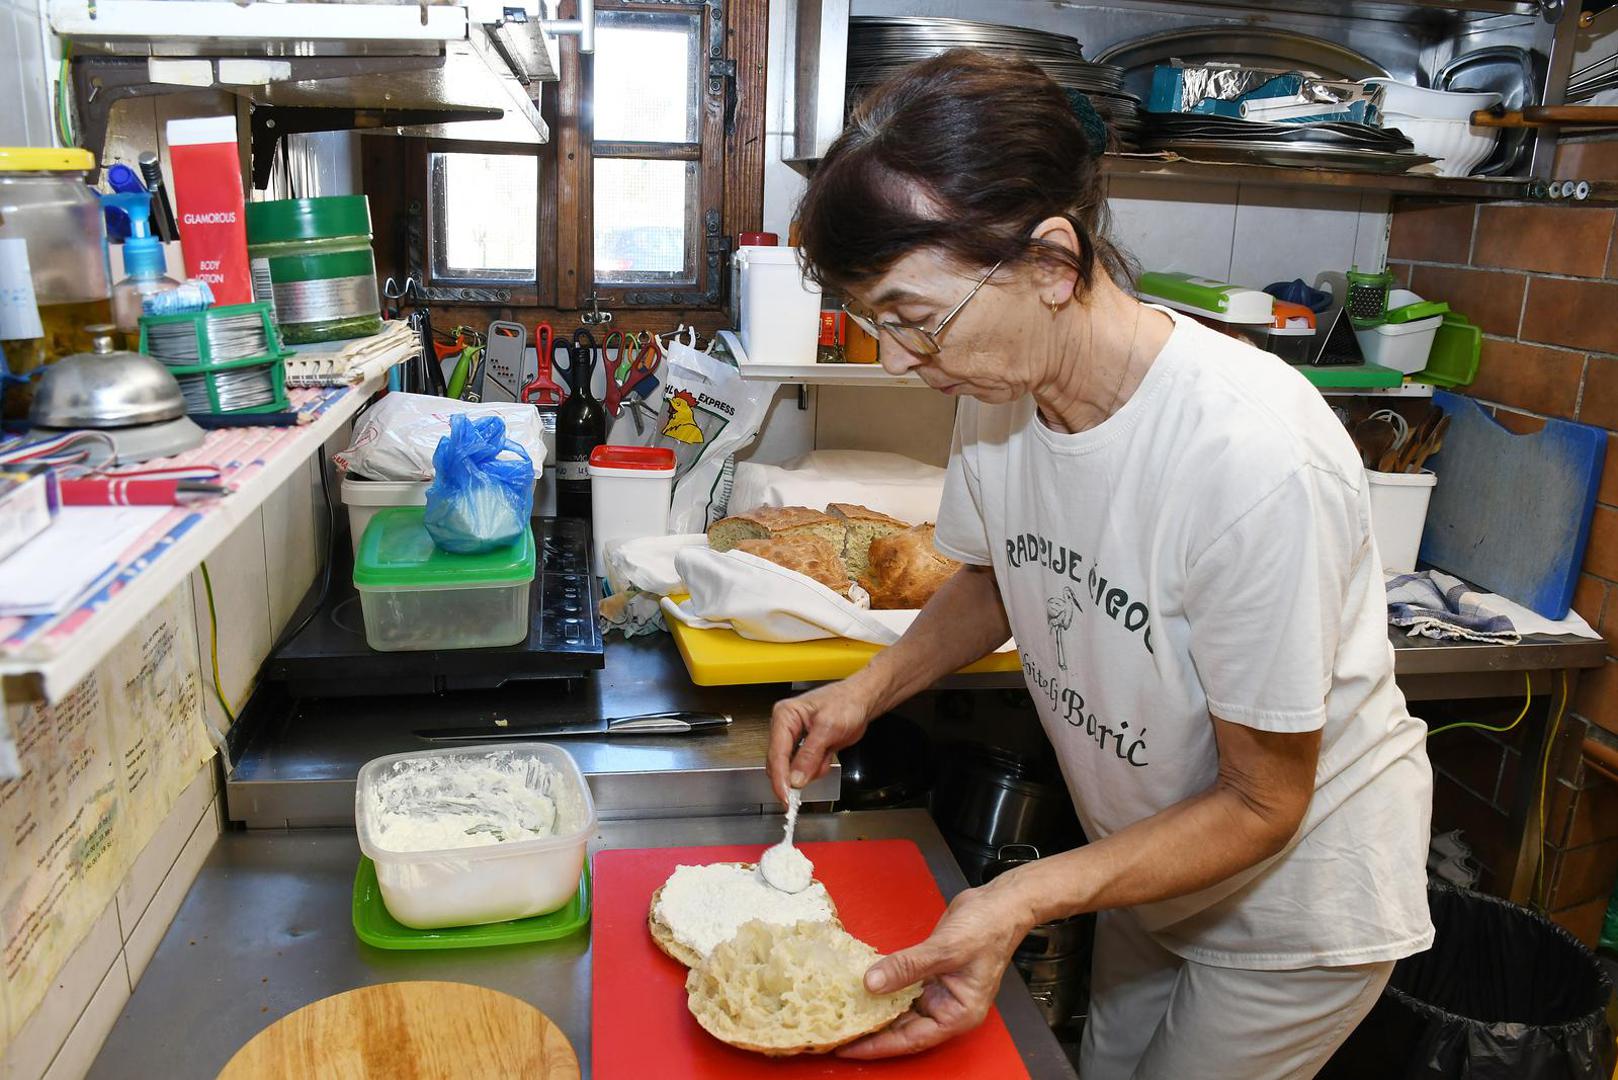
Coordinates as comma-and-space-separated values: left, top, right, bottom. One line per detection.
737, 362, 925, 388
50, 0, 467, 42
1318, 383, 1436, 398
0, 374, 385, 702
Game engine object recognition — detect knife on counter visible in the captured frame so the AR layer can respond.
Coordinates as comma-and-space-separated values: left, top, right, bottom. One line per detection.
414, 711, 733, 742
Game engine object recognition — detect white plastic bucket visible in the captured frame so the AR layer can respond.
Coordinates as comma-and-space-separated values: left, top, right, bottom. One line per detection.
588, 446, 677, 574
735, 246, 822, 365
1367, 468, 1437, 574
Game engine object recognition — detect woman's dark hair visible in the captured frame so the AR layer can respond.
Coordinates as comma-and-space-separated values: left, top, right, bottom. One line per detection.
795, 49, 1132, 299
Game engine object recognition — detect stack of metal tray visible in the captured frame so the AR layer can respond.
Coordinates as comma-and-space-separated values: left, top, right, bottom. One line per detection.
1140, 113, 1435, 174
847, 16, 1142, 150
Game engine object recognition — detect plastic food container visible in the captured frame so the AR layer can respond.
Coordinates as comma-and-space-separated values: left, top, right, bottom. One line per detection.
588, 445, 676, 572
355, 743, 597, 929
1354, 316, 1443, 374
1367, 468, 1437, 574
353, 506, 535, 652
246, 195, 384, 345
341, 474, 542, 559
735, 246, 822, 365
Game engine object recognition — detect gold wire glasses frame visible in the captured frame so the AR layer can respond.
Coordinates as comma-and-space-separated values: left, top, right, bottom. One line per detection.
842, 259, 1005, 357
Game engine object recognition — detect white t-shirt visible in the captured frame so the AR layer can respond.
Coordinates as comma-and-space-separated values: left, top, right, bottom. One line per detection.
936, 309, 1435, 970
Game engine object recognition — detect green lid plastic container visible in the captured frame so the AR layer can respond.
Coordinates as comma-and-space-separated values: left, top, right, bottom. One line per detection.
355, 507, 535, 590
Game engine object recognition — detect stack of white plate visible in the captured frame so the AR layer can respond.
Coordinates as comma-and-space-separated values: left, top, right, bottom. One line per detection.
1364, 79, 1502, 178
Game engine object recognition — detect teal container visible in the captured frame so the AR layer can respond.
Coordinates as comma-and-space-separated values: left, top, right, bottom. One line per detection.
246, 195, 383, 345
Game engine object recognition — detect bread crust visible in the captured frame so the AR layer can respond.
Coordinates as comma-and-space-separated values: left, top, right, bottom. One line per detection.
860, 524, 961, 609
825, 502, 907, 528
733, 536, 852, 595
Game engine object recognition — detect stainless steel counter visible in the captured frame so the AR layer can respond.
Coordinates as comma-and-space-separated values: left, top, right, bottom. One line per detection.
229, 636, 834, 827
86, 811, 1077, 1080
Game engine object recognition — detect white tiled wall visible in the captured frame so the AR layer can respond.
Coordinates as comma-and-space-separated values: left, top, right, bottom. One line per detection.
0, 0, 56, 148
0, 768, 220, 1080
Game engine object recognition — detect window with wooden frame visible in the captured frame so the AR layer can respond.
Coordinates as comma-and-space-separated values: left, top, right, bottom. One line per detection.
411, 0, 759, 321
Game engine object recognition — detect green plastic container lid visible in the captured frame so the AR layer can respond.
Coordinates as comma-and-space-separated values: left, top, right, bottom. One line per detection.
352, 856, 590, 950
354, 507, 535, 590
246, 195, 373, 244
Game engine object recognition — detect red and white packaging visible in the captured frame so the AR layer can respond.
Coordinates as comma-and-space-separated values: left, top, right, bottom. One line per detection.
165, 116, 252, 306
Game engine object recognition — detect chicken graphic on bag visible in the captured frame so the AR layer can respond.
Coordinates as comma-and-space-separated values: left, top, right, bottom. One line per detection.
662, 390, 706, 445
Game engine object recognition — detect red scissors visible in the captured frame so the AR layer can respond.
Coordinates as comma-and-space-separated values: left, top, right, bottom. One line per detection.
521, 320, 566, 407
604, 330, 662, 416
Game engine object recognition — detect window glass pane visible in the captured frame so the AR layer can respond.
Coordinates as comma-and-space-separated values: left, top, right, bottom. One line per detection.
593, 11, 700, 143
430, 152, 538, 282
594, 158, 694, 283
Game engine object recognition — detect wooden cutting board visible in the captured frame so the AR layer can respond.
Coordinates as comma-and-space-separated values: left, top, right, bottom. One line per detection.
592, 840, 1029, 1079
218, 981, 579, 1080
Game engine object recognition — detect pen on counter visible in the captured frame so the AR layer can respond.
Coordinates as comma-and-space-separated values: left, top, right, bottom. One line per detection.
60, 479, 230, 507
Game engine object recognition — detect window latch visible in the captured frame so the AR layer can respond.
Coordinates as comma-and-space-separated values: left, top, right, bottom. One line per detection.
709, 57, 739, 134
581, 291, 615, 326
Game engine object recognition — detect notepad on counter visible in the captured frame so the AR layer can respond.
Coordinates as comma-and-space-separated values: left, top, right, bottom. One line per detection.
0, 506, 169, 617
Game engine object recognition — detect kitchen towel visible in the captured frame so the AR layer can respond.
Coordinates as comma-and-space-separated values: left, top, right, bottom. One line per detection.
662, 546, 1016, 652
599, 533, 707, 637
730, 450, 947, 524
1385, 569, 1600, 644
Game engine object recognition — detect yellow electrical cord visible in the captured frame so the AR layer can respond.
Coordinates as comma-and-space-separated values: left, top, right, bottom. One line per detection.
1426, 671, 1533, 738
1535, 670, 1569, 910
198, 561, 237, 726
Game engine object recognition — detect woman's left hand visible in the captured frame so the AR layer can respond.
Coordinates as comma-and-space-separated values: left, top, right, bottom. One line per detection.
837, 882, 1033, 1059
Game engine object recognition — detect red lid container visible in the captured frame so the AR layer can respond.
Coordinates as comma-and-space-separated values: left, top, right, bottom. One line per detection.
588, 445, 677, 473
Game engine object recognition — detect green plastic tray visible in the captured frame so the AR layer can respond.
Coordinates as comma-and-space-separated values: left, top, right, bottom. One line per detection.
351, 856, 591, 950
1298, 362, 1404, 390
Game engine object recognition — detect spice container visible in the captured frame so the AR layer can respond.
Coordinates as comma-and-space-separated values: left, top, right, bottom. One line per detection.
246, 195, 383, 345
587, 445, 675, 571
0, 148, 113, 417
353, 506, 536, 652
355, 743, 596, 929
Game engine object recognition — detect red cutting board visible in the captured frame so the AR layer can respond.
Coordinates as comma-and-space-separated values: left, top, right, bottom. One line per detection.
591, 840, 1029, 1079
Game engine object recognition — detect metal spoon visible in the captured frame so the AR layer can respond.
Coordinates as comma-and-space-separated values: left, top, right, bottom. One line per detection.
759, 788, 809, 893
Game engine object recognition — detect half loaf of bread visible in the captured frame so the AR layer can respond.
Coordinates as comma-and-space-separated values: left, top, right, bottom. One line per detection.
861, 524, 961, 609
647, 862, 841, 969
685, 919, 921, 1056
826, 503, 910, 581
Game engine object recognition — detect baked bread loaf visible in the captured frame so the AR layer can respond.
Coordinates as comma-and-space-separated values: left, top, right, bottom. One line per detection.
685, 919, 921, 1056
733, 536, 852, 596
648, 862, 840, 968
707, 506, 847, 553
861, 524, 961, 609
827, 503, 910, 581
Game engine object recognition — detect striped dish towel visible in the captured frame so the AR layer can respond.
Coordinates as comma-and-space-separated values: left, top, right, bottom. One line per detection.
1386, 570, 1520, 645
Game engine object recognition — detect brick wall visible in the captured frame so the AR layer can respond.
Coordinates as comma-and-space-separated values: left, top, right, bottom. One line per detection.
1386, 137, 1618, 945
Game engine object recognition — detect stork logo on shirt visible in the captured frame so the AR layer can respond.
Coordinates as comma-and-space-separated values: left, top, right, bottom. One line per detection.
1007, 532, 1154, 655
1045, 586, 1083, 671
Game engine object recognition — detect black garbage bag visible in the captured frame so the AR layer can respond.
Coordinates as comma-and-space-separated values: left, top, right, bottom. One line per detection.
1321, 883, 1615, 1080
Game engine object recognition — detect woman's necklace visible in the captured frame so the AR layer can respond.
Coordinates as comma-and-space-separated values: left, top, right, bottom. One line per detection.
1070, 303, 1143, 433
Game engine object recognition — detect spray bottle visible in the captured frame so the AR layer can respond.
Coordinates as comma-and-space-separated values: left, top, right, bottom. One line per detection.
102, 191, 182, 335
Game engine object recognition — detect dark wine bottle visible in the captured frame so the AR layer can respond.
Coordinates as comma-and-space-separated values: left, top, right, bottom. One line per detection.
555, 328, 607, 520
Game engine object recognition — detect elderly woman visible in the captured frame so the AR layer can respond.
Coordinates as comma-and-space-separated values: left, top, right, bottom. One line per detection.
766, 51, 1433, 1079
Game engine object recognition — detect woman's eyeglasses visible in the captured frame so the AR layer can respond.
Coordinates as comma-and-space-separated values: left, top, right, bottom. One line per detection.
843, 260, 1003, 357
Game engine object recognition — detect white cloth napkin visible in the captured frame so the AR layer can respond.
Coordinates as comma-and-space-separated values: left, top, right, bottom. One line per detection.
730, 450, 947, 522
661, 546, 1016, 653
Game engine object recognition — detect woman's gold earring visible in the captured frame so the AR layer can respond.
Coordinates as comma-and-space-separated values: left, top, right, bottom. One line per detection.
1048, 300, 1060, 314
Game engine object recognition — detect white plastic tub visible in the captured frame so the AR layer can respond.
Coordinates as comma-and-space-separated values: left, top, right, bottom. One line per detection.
735, 245, 822, 365
341, 474, 543, 559
1354, 317, 1443, 374
588, 445, 676, 572
1367, 468, 1437, 574
355, 743, 597, 929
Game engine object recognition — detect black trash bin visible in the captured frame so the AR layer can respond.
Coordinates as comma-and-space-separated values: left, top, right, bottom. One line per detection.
1321, 883, 1615, 1080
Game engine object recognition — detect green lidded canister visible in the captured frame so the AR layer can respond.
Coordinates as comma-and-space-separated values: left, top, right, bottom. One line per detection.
246, 195, 383, 345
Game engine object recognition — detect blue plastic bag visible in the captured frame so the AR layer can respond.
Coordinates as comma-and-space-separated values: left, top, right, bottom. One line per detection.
423, 413, 535, 554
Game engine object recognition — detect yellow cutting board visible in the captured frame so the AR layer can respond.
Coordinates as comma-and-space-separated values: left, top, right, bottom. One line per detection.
664, 600, 1021, 686
218, 981, 579, 1080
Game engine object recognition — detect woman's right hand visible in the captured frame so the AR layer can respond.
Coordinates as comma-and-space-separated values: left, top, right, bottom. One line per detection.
767, 676, 880, 803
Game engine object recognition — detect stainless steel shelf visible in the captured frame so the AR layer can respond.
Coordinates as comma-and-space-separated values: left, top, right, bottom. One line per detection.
1104, 153, 1618, 203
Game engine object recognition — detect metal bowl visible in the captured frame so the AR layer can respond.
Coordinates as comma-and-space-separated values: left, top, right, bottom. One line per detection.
30, 330, 187, 429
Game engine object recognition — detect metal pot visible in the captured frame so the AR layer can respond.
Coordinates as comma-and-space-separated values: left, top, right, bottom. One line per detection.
1017, 957, 1089, 1034
930, 744, 1083, 852
29, 327, 186, 429
985, 844, 1095, 960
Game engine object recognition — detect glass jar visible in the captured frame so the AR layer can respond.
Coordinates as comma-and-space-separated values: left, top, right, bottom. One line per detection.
246, 195, 383, 345
0, 148, 113, 418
